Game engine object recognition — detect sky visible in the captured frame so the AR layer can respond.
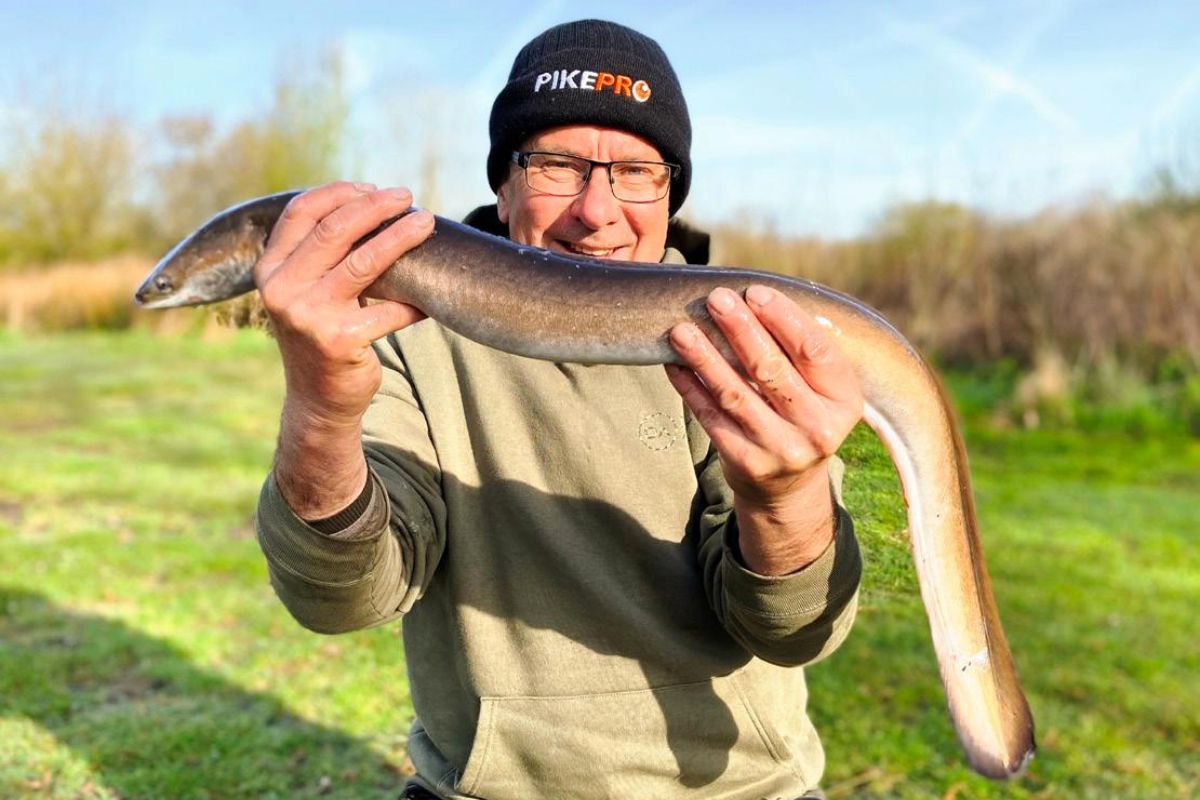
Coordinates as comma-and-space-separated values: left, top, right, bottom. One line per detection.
2, 0, 1199, 237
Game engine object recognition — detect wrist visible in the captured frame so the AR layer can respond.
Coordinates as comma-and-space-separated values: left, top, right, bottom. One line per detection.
734, 467, 835, 575
278, 349, 379, 428
274, 398, 370, 520
736, 462, 830, 520
306, 471, 373, 531
281, 395, 366, 437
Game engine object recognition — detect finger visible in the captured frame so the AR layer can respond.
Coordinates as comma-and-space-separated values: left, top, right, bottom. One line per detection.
271, 187, 415, 288
705, 286, 820, 421
664, 364, 763, 464
321, 209, 436, 300
745, 284, 863, 408
668, 322, 782, 443
345, 300, 427, 343
257, 181, 376, 285
668, 361, 831, 486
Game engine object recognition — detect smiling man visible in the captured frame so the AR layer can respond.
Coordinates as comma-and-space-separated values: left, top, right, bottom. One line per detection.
498, 132, 672, 262
254, 19, 864, 800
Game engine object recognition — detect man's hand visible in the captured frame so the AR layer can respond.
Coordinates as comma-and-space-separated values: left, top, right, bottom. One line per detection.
665, 284, 864, 575
255, 181, 435, 518
256, 181, 434, 425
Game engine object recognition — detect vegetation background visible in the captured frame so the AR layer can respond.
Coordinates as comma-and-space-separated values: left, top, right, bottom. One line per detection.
1, 46, 1197, 800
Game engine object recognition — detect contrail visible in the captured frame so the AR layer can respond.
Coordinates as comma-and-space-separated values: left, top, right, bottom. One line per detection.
884, 14, 1076, 134
951, 0, 1077, 146
1149, 53, 1200, 129
689, 5, 981, 101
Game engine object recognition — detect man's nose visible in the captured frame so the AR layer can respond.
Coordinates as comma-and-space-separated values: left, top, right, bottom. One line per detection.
571, 167, 622, 228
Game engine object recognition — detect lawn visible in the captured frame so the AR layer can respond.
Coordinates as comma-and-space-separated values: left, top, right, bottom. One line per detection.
0, 330, 1196, 799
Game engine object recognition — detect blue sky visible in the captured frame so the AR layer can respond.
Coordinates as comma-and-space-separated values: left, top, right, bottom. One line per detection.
2, 1, 1199, 236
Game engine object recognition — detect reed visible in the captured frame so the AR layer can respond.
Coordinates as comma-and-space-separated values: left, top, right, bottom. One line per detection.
712, 197, 1200, 373
0, 258, 212, 335
708, 195, 1200, 431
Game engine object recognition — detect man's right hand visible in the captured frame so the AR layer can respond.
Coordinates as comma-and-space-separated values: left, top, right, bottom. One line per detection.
254, 181, 435, 518
256, 181, 435, 427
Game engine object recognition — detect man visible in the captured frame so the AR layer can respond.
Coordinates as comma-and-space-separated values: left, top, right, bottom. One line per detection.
255, 19, 864, 800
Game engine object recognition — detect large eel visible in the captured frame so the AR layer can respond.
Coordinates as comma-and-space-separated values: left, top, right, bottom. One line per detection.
135, 190, 1035, 779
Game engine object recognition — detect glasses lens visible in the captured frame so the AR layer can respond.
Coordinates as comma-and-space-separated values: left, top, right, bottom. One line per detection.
524, 153, 590, 196
520, 153, 674, 202
611, 162, 673, 202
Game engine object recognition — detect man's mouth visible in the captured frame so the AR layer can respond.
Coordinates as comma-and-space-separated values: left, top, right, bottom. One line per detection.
558, 241, 624, 259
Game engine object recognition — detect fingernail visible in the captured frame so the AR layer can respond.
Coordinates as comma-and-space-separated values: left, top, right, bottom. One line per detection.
387, 187, 413, 200
710, 288, 736, 313
670, 324, 698, 347
353, 182, 376, 191
746, 285, 774, 307
410, 209, 434, 226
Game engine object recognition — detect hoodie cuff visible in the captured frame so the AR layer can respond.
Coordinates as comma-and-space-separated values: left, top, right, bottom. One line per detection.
721, 504, 861, 620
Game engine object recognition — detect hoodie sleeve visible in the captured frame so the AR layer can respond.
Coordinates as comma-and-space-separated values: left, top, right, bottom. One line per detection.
254, 333, 448, 634
688, 415, 862, 667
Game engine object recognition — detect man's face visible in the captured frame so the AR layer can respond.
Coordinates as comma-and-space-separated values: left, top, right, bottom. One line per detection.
497, 124, 671, 263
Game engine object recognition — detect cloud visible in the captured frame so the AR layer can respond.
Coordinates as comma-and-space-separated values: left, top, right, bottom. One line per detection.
337, 28, 439, 98
692, 114, 856, 158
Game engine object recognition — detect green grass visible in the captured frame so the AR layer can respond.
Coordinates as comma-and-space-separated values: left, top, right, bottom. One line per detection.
813, 419, 1200, 798
2, 330, 1197, 798
0, 331, 410, 799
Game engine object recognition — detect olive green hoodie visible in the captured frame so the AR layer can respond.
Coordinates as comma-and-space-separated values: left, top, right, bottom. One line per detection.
255, 251, 862, 800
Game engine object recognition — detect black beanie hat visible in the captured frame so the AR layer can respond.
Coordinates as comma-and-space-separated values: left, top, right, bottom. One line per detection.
487, 19, 692, 217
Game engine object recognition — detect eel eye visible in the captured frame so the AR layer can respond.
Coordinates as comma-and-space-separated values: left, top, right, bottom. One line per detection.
154, 275, 174, 292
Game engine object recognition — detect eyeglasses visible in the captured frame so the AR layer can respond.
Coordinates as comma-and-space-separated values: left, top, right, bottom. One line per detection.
511, 151, 679, 203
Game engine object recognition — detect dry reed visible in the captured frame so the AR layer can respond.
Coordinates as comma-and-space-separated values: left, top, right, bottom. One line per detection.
0, 257, 212, 334
7, 195, 1198, 375
710, 197, 1200, 377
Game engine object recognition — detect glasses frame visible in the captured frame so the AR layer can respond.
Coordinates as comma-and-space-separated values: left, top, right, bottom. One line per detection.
511, 150, 680, 203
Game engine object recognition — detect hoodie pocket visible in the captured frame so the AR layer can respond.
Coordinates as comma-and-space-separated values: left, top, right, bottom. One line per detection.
455, 676, 803, 800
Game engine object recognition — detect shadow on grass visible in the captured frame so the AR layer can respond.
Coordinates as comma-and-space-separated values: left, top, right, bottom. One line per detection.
0, 586, 404, 798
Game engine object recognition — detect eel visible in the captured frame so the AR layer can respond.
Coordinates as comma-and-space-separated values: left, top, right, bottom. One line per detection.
135, 190, 1035, 779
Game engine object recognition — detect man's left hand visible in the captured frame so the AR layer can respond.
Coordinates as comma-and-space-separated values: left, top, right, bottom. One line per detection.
665, 284, 864, 575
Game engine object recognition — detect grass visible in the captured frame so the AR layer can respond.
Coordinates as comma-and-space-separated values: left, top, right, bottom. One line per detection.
1, 330, 1197, 798
0, 330, 410, 799
816, 424, 1200, 799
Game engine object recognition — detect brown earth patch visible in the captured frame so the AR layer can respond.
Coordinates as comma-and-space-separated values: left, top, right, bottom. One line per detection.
0, 499, 24, 526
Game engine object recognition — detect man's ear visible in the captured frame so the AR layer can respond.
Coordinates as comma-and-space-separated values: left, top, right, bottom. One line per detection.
496, 180, 511, 224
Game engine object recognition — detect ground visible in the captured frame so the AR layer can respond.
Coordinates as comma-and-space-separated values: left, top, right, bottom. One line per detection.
0, 330, 1196, 799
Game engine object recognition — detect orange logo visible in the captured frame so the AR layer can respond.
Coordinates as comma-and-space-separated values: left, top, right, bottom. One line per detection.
632, 80, 651, 103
